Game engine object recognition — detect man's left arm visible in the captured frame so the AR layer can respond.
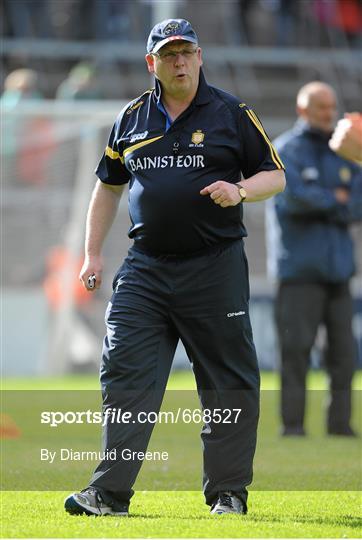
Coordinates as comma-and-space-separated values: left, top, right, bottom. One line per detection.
200, 105, 285, 206
332, 169, 362, 224
200, 169, 285, 206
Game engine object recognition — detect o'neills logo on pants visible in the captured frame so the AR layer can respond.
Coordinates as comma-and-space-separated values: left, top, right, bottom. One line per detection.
128, 154, 205, 172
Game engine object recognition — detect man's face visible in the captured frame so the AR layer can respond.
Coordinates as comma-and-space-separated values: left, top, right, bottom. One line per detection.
145, 41, 203, 98
298, 89, 337, 133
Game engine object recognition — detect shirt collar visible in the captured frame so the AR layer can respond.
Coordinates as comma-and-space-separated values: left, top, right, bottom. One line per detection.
294, 119, 332, 141
195, 69, 212, 105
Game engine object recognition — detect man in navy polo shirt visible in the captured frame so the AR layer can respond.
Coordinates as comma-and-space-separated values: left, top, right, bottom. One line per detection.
65, 19, 285, 517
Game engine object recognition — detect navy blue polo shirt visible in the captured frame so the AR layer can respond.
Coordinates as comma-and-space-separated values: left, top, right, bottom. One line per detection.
96, 70, 284, 255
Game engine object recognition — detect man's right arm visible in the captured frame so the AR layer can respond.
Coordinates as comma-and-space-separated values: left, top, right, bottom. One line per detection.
79, 180, 124, 290
276, 152, 343, 217
278, 148, 362, 224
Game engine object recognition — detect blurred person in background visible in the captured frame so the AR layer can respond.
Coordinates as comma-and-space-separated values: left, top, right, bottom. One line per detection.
331, 0, 362, 48
64, 18, 285, 518
4, 0, 52, 38
237, 0, 255, 44
266, 82, 362, 437
311, 0, 362, 47
1, 68, 42, 108
56, 62, 103, 100
93, 0, 131, 41
275, 0, 298, 47
1, 68, 54, 186
47, 0, 92, 40
329, 112, 362, 164
1, 69, 40, 173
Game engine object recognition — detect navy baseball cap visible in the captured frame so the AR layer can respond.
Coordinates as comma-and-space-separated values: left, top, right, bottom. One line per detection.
147, 19, 198, 54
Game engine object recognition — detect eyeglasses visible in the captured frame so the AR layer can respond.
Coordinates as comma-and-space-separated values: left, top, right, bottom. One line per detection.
152, 48, 198, 63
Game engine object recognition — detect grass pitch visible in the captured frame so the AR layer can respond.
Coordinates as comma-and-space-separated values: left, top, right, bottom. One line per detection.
1, 370, 361, 538
1, 490, 361, 538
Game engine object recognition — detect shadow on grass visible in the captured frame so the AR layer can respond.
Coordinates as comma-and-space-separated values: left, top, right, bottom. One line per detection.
210, 513, 362, 529
127, 512, 362, 530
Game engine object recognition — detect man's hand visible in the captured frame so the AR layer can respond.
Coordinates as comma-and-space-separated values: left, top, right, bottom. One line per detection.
329, 112, 362, 163
200, 181, 241, 207
334, 187, 350, 204
79, 256, 103, 291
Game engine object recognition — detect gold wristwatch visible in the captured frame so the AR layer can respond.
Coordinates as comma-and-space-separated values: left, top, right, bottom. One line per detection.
236, 183, 247, 203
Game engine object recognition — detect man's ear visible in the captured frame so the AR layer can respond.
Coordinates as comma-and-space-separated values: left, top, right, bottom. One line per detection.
197, 47, 203, 67
145, 54, 155, 74
296, 105, 307, 120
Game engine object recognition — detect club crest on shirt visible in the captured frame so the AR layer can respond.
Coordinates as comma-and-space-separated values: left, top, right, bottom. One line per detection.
339, 166, 351, 183
190, 130, 205, 147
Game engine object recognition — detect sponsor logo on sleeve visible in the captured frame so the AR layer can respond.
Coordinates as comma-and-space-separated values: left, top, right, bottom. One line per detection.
130, 131, 149, 143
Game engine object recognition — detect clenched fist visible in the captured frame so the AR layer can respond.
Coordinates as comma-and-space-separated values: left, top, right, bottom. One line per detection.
200, 181, 242, 207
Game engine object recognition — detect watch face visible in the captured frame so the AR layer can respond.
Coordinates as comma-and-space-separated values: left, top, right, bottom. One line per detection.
239, 188, 247, 201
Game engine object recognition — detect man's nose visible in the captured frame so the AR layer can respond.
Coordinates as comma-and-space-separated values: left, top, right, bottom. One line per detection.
174, 53, 185, 66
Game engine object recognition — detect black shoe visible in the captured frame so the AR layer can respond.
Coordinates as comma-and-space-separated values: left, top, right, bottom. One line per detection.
327, 426, 358, 437
281, 426, 306, 437
210, 491, 246, 515
64, 487, 129, 516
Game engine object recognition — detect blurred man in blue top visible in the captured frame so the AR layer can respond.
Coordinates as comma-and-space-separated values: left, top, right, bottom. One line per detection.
65, 19, 285, 517
266, 81, 362, 437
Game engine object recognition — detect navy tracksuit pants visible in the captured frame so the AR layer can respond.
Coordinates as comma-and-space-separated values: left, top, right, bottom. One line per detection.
276, 281, 355, 432
89, 240, 260, 509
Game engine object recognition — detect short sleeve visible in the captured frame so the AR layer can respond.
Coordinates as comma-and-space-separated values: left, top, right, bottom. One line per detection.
239, 106, 285, 178
95, 121, 131, 185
